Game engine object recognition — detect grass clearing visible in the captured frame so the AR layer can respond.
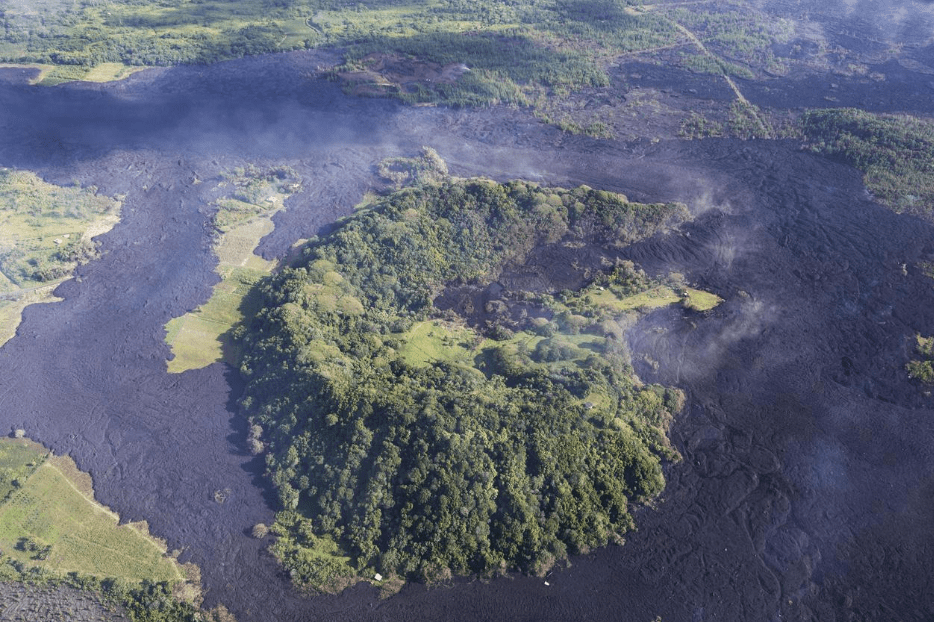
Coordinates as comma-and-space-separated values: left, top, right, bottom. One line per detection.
165, 167, 300, 372
683, 287, 723, 311
0, 438, 45, 502
396, 281, 720, 377
397, 320, 478, 367
590, 284, 682, 312
165, 266, 269, 371
0, 438, 189, 589
590, 283, 722, 313
269, 511, 360, 594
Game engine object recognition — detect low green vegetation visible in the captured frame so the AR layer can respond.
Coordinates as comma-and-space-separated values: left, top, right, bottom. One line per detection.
0, 437, 209, 622
0, 168, 121, 346
907, 335, 934, 385
800, 108, 934, 221
674, 51, 754, 80
533, 112, 616, 138
0, 169, 119, 289
0, 438, 42, 501
0, 0, 673, 101
395, 277, 718, 370
338, 32, 611, 107
682, 287, 722, 312
664, 5, 793, 77
0, 0, 794, 115
727, 101, 772, 139
0, 0, 671, 105
165, 165, 301, 373
237, 177, 694, 591
679, 113, 724, 140
0, 0, 315, 68
0, 61, 147, 86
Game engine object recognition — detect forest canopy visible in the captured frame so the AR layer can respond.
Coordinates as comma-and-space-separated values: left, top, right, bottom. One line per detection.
236, 177, 690, 590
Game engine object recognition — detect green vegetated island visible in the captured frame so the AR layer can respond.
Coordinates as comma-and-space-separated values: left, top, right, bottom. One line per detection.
0, 436, 218, 622
236, 171, 721, 592
0, 168, 121, 347
165, 165, 302, 373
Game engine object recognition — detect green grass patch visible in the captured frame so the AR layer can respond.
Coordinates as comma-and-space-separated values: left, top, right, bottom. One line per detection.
0, 438, 185, 586
397, 319, 609, 377
0, 61, 146, 86
589, 284, 681, 311
166, 266, 269, 372
588, 283, 721, 313
165, 166, 300, 373
397, 320, 478, 367
269, 511, 358, 594
0, 438, 46, 502
683, 287, 722, 312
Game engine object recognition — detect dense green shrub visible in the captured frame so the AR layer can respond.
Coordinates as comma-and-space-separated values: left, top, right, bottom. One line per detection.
907, 335, 934, 384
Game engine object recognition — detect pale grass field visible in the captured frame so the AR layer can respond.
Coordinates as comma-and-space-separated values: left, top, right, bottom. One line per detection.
0, 438, 190, 588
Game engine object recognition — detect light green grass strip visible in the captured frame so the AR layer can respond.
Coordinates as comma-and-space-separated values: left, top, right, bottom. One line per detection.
165, 181, 298, 373
0, 439, 182, 584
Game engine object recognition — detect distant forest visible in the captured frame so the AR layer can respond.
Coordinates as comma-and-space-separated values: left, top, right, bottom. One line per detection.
236, 177, 688, 589
0, 0, 675, 103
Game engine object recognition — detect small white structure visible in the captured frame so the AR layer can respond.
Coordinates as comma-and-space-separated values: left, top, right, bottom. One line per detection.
374, 573, 383, 581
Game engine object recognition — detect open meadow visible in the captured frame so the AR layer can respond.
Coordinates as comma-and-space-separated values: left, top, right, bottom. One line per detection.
0, 438, 185, 585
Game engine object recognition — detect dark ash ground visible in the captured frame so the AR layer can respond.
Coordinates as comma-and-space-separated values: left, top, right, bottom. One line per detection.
1, 49, 934, 622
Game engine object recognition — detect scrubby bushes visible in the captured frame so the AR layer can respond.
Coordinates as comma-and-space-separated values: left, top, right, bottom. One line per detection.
907, 335, 934, 384
801, 108, 934, 220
